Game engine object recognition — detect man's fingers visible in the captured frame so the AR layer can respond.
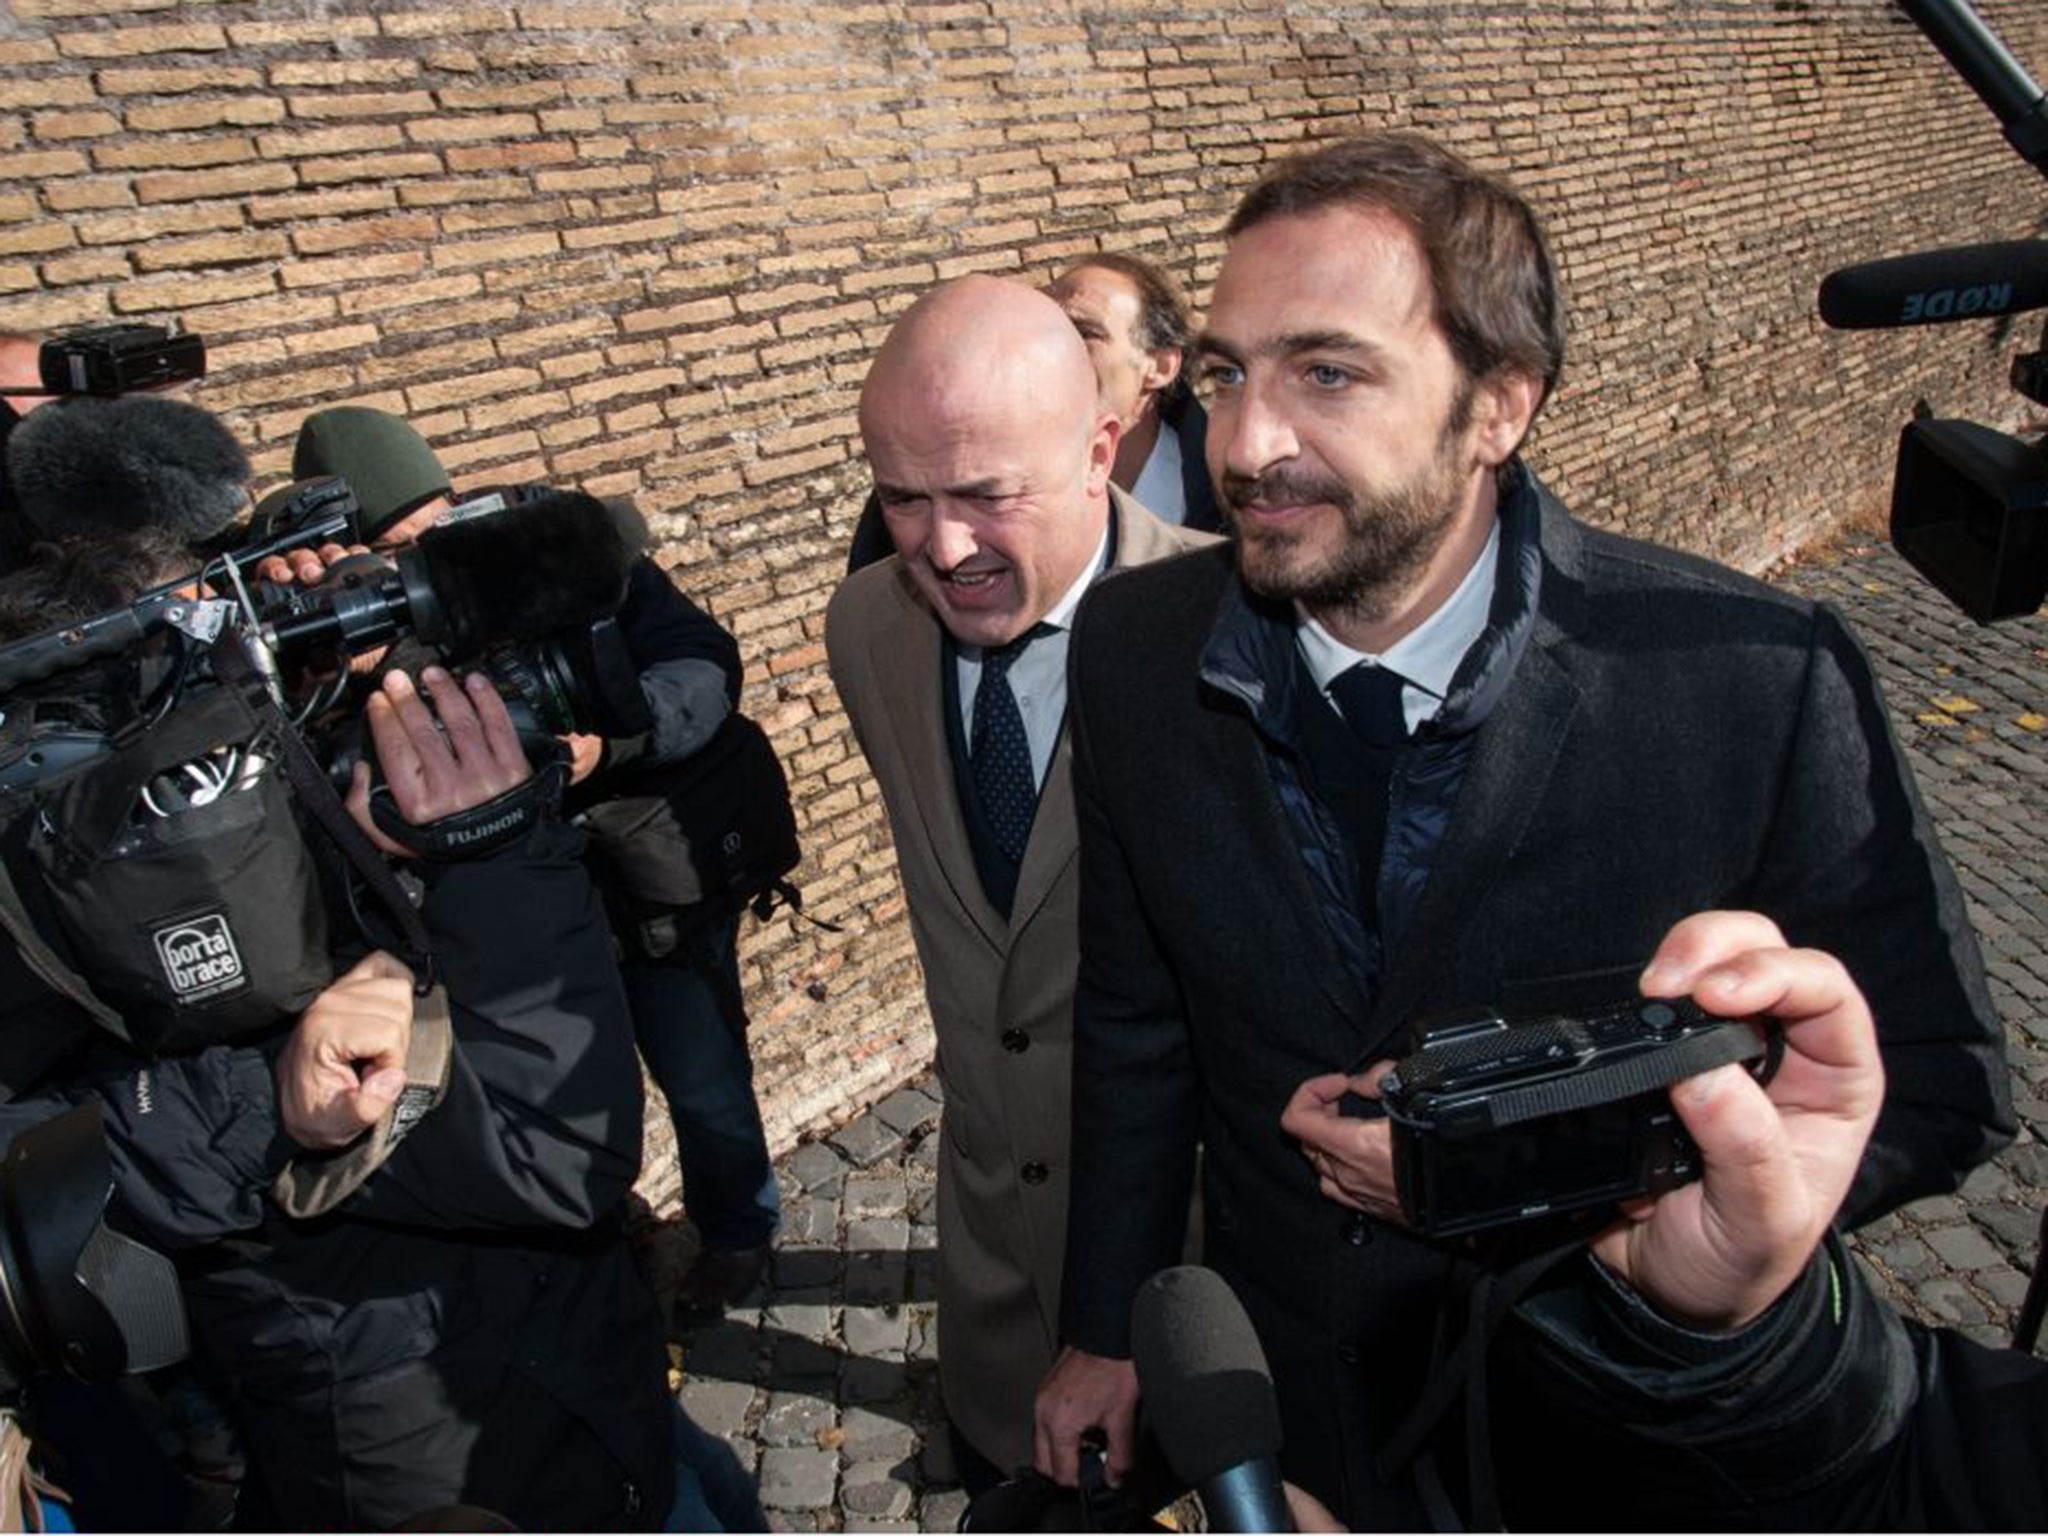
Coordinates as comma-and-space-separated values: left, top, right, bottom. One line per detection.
347, 754, 413, 859
339, 949, 415, 988
379, 671, 457, 794
1639, 910, 1789, 996
464, 672, 532, 782
1279, 1073, 1352, 1138
420, 666, 493, 774
364, 688, 426, 803
1670, 1062, 1784, 1178
1353, 1059, 1396, 1097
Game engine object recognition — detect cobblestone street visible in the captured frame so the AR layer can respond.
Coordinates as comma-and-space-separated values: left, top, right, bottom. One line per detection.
655, 538, 2048, 1533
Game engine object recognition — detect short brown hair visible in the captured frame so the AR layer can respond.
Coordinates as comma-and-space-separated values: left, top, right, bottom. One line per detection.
1226, 133, 1566, 411
1065, 252, 1196, 407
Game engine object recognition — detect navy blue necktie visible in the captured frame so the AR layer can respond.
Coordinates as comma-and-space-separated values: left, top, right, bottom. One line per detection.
971, 630, 1041, 863
1328, 662, 1410, 749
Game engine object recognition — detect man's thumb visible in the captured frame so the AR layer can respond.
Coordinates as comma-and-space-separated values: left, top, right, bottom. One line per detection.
360, 1066, 407, 1106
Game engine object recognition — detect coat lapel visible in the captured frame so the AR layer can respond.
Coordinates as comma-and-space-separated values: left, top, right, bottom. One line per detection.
1007, 490, 1206, 939
1370, 630, 1582, 1042
868, 571, 1010, 956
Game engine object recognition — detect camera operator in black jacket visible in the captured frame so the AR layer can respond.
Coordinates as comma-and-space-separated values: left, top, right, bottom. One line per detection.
0, 657, 731, 1529
281, 404, 783, 1316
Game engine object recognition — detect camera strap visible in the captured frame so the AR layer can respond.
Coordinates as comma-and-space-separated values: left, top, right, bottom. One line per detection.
1377, 1237, 1588, 1532
208, 639, 437, 987
1481, 1022, 1770, 1129
366, 756, 568, 862
271, 980, 453, 1220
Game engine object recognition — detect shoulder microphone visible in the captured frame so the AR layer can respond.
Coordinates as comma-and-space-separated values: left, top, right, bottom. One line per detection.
1130, 1265, 1294, 1533
402, 488, 635, 655
1818, 240, 2048, 329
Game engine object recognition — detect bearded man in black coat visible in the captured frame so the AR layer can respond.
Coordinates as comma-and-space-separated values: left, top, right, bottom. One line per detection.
1033, 132, 2012, 1525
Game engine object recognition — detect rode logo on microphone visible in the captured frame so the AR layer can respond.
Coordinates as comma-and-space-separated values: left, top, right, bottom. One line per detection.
154, 913, 246, 1002
1901, 282, 2015, 322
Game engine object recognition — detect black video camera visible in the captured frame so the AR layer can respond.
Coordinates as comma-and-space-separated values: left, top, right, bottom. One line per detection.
36, 324, 206, 399
1380, 997, 1773, 1238
0, 481, 646, 1059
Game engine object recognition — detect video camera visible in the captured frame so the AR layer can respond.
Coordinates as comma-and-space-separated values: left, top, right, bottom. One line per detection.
1379, 996, 1774, 1238
1815, 0, 2048, 622
0, 476, 647, 1059
33, 325, 205, 400
0, 478, 649, 775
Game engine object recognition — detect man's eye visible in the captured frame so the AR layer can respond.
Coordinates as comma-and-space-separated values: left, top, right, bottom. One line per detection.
1199, 362, 1243, 391
879, 497, 927, 517
1306, 364, 1350, 389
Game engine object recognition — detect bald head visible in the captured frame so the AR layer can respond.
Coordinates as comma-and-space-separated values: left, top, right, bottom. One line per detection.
860, 276, 1100, 450
858, 276, 1120, 648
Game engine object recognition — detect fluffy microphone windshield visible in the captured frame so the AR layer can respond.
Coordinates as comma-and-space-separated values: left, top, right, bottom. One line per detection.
409, 489, 636, 653
6, 395, 250, 546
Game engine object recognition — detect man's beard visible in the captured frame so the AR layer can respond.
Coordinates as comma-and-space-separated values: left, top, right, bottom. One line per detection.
1220, 400, 1474, 625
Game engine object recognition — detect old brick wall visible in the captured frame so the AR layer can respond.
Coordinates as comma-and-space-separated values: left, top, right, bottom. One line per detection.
0, 0, 2040, 1168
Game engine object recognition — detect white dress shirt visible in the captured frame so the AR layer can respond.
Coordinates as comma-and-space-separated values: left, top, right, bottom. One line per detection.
1294, 519, 1501, 736
956, 525, 1112, 790
1129, 423, 1187, 527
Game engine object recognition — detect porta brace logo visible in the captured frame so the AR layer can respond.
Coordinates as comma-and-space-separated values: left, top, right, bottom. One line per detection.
153, 913, 246, 1002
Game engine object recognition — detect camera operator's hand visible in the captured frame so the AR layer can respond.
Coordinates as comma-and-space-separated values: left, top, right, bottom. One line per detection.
1281, 1065, 1403, 1223
1033, 1346, 1140, 1488
561, 730, 605, 785
347, 666, 532, 858
278, 950, 415, 1150
1594, 910, 1886, 1332
251, 540, 365, 589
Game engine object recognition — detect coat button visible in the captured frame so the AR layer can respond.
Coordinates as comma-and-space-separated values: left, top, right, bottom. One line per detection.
1001, 1028, 1030, 1053
1021, 1161, 1049, 1185
1343, 1213, 1372, 1246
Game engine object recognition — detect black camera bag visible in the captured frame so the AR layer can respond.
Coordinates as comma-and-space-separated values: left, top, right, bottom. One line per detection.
576, 711, 800, 959
26, 673, 332, 1055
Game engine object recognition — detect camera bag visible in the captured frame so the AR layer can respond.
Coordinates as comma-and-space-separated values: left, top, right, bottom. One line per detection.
576, 711, 802, 959
26, 669, 332, 1055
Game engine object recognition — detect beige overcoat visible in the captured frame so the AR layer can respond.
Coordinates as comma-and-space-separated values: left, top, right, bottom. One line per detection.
826, 489, 1212, 1471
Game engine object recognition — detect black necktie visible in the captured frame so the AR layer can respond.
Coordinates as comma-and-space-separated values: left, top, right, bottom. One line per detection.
971, 630, 1040, 863
1328, 662, 1410, 749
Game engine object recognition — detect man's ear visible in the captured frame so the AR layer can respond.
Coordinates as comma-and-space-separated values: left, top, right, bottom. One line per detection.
1140, 344, 1183, 403
1469, 369, 1544, 467
1085, 410, 1121, 495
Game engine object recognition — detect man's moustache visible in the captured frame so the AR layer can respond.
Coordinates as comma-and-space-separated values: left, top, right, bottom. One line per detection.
1220, 470, 1354, 515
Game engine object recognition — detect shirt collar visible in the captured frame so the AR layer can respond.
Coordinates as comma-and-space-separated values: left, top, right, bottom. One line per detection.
1035, 521, 1112, 635
1294, 517, 1502, 703
1129, 422, 1185, 525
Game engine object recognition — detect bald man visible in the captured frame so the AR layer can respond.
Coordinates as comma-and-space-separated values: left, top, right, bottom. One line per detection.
827, 278, 1213, 1485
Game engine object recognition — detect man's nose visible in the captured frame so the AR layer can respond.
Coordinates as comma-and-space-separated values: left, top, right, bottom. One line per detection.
1217, 377, 1299, 480
926, 504, 981, 570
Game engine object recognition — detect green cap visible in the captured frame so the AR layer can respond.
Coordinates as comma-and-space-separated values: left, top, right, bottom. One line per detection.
292, 406, 451, 540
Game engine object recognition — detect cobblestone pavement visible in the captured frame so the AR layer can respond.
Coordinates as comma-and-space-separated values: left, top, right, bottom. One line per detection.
648, 538, 2047, 1533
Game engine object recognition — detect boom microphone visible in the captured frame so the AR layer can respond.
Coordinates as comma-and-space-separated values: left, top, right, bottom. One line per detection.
1818, 240, 2048, 329
1130, 1266, 1293, 1533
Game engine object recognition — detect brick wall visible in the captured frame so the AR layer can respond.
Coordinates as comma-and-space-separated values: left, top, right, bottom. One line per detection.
0, 0, 2040, 1167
